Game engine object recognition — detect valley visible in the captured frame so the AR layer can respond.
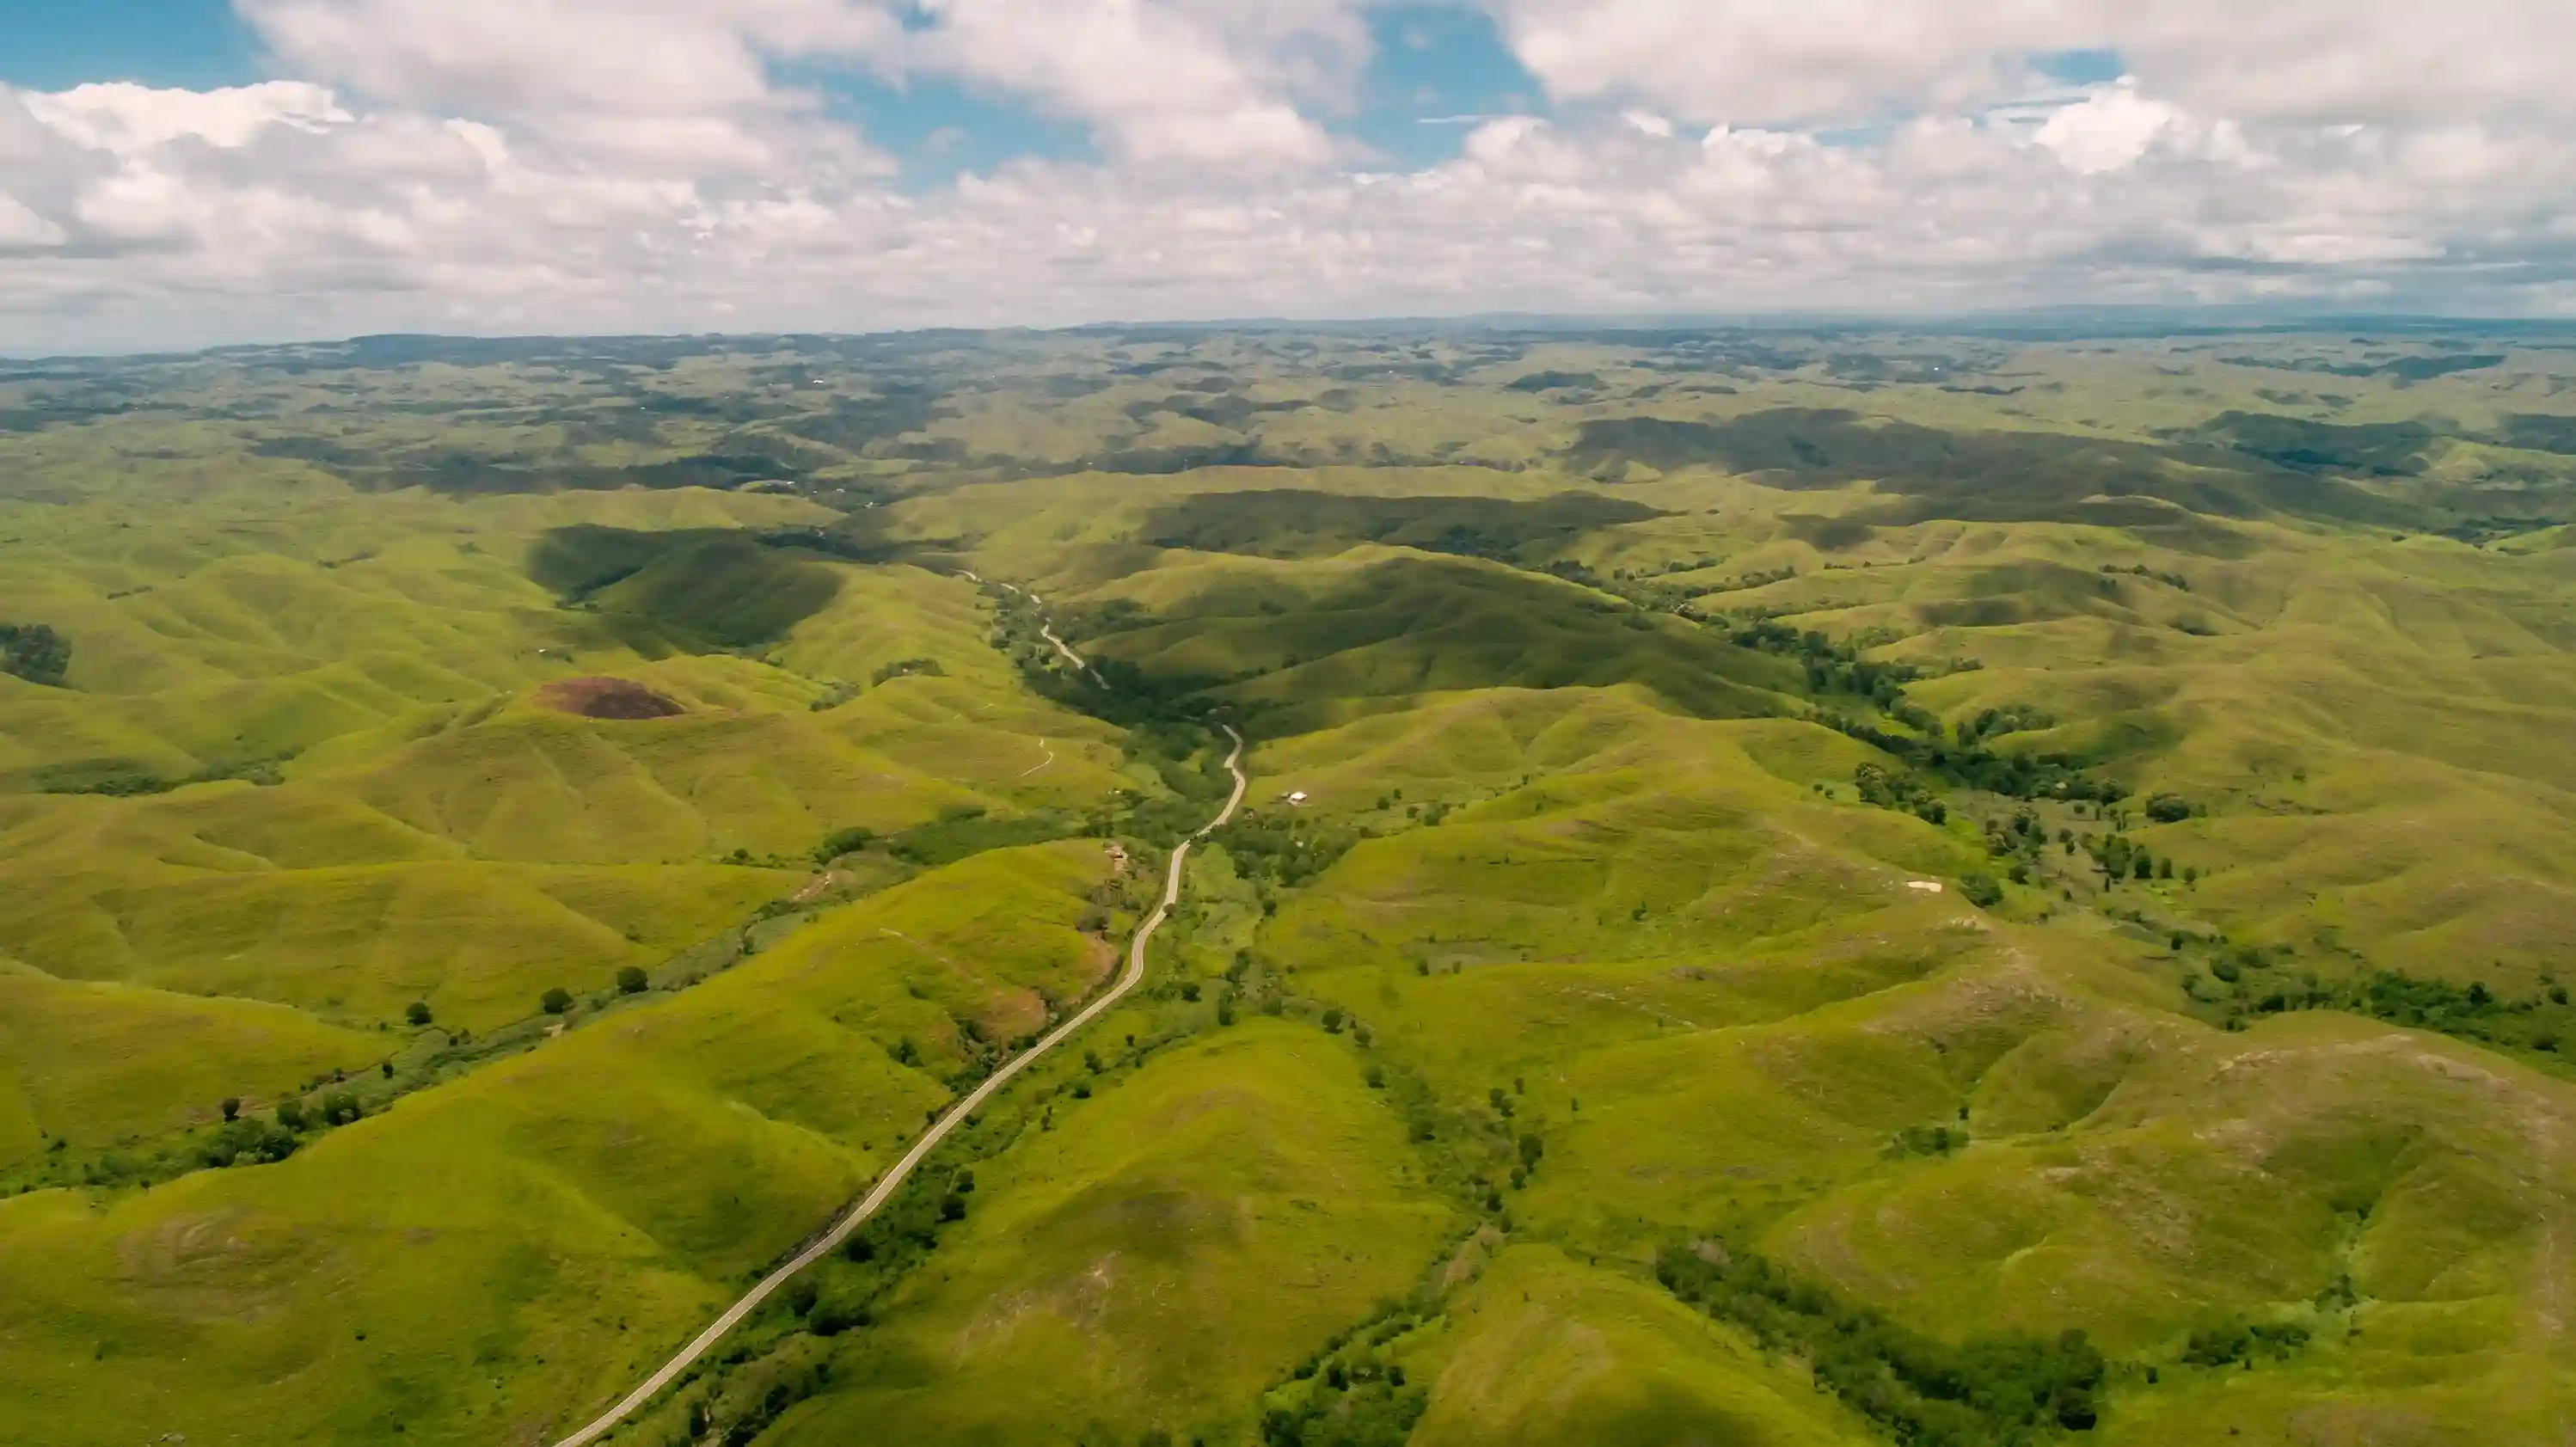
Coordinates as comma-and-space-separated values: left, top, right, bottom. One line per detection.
1, 322, 2573, 1445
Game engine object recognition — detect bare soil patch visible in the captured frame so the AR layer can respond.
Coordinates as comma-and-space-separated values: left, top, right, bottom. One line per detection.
535, 677, 684, 720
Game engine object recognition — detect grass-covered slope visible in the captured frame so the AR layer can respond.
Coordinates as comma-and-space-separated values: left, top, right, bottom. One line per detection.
0, 843, 1127, 1447
2, 323, 2573, 1447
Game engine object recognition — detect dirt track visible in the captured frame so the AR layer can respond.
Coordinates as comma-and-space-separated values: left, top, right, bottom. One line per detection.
546, 713, 1248, 1447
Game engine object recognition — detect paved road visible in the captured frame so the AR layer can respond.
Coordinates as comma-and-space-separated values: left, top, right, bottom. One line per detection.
547, 721, 1249, 1447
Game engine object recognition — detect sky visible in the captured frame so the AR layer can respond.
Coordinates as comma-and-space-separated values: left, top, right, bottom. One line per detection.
2, 0, 2573, 353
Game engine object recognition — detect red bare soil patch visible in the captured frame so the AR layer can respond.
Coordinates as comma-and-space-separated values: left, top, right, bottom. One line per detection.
534, 677, 685, 720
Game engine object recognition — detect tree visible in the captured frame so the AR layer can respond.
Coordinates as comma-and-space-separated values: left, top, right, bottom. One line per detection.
404, 1001, 433, 1027
1518, 1133, 1545, 1170
616, 966, 649, 995
0, 622, 71, 687
540, 987, 573, 1015
220, 1097, 241, 1123
1322, 1008, 1346, 1034
275, 1099, 307, 1131
1959, 873, 2004, 908
2146, 793, 2194, 824
1179, 981, 1201, 1002
320, 1091, 363, 1126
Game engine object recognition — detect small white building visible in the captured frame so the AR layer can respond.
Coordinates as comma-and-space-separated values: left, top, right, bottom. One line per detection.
1285, 790, 1309, 806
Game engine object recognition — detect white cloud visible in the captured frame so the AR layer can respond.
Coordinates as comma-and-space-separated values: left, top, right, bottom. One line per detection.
2031, 80, 2178, 174
21, 82, 351, 154
893, 0, 1364, 168
1479, 0, 2576, 128
4, 1, 2576, 351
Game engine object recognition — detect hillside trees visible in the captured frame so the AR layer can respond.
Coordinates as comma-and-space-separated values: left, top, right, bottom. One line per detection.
0, 622, 69, 686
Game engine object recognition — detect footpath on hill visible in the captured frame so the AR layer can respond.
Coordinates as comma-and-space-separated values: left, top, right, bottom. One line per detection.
549, 617, 1248, 1447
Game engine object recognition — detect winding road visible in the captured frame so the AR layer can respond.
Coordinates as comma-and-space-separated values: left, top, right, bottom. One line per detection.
547, 671, 1247, 1445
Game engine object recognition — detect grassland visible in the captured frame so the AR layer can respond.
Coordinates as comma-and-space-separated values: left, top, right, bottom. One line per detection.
1, 322, 2573, 1444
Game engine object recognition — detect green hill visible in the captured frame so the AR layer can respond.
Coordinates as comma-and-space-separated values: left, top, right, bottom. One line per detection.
1, 324, 2572, 1447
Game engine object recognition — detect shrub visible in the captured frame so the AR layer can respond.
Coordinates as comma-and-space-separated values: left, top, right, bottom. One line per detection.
404, 1001, 433, 1027
2146, 793, 2195, 824
812, 825, 875, 864
541, 987, 573, 1015
809, 1298, 871, 1337
0, 622, 71, 687
1959, 872, 2005, 908
616, 966, 649, 995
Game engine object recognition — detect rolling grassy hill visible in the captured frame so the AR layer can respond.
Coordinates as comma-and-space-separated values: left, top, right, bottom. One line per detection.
2, 323, 2573, 1446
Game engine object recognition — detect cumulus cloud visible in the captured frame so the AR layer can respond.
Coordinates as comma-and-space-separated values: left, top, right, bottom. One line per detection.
3, 0, 2575, 351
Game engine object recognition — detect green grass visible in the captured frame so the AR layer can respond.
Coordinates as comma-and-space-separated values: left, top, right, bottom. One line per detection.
0, 842, 1128, 1447
3, 325, 2574, 1446
757, 1021, 1457, 1447
1405, 1245, 1872, 1447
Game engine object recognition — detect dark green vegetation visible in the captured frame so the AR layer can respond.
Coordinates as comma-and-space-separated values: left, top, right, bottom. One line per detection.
1139, 489, 1661, 561
3, 321, 2575, 1447
1659, 1242, 2107, 1444
529, 524, 845, 650
0, 622, 68, 686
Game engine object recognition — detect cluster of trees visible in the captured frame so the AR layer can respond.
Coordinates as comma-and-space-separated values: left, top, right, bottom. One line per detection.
1656, 1242, 2107, 1442
1265, 1309, 1430, 1447
1732, 620, 1929, 713
1831, 714, 2128, 806
2099, 563, 2192, 592
0, 622, 70, 687
868, 656, 944, 686
2218, 967, 2573, 1055
199, 1087, 369, 1169
2180, 1320, 2309, 1368
1211, 809, 1369, 889
1261, 1370, 1426, 1447
2080, 832, 2184, 890
1957, 704, 2056, 743
1855, 763, 1949, 825
1890, 1122, 1970, 1158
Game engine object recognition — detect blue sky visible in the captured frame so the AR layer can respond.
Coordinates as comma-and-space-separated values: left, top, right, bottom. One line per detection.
1, 0, 260, 91
1, 0, 1554, 184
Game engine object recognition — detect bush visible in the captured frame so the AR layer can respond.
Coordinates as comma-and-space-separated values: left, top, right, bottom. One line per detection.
2146, 793, 2195, 825
616, 966, 649, 995
404, 1001, 433, 1027
809, 1297, 872, 1336
0, 622, 71, 687
1658, 1242, 2105, 1444
202, 1119, 298, 1168
319, 1092, 363, 1126
541, 987, 573, 1015
1959, 872, 2005, 908
812, 825, 875, 864
275, 1099, 307, 1131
